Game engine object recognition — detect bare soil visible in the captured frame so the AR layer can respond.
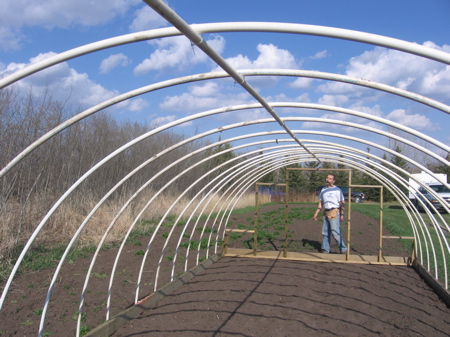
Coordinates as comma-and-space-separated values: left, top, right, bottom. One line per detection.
1, 203, 449, 336
112, 257, 450, 337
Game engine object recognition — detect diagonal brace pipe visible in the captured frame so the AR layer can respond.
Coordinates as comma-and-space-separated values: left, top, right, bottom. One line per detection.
142, 0, 321, 162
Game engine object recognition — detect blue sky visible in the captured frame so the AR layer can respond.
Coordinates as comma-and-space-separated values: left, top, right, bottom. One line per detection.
1, 0, 450, 158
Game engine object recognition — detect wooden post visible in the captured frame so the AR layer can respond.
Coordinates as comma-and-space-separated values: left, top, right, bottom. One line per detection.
223, 230, 229, 255
253, 183, 259, 256
378, 186, 384, 262
346, 171, 352, 261
410, 238, 416, 266
284, 169, 289, 258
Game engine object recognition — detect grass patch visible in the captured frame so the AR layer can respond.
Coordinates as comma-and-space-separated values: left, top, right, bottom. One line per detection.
227, 204, 317, 251
19, 319, 33, 326
352, 203, 417, 253
351, 203, 414, 236
0, 242, 97, 283
180, 238, 214, 250
226, 202, 448, 285
352, 202, 450, 282
72, 311, 87, 323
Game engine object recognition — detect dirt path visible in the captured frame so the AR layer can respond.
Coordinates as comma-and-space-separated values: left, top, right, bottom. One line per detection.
111, 257, 450, 337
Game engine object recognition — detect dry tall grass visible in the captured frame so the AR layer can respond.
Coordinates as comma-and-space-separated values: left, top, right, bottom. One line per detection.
289, 191, 319, 203
0, 190, 315, 262
0, 191, 264, 258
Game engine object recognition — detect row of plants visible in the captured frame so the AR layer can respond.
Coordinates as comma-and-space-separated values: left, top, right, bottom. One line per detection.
4, 202, 449, 280
224, 202, 449, 286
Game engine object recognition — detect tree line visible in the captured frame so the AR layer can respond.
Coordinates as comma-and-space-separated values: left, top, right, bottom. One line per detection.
258, 146, 450, 203
0, 87, 236, 201
0, 87, 218, 260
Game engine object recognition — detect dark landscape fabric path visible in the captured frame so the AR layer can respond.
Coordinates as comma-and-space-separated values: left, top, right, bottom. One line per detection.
112, 257, 450, 337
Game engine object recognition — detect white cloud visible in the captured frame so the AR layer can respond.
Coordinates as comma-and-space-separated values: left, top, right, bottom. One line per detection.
154, 42, 306, 119
318, 94, 349, 107
150, 114, 194, 128
345, 47, 432, 87
0, 26, 23, 51
221, 54, 251, 69
301, 103, 384, 134
258, 93, 312, 115
294, 93, 311, 103
223, 43, 299, 70
189, 82, 220, 97
160, 82, 251, 113
222, 108, 270, 124
348, 104, 384, 118
289, 77, 315, 89
265, 92, 311, 104
318, 42, 450, 104
127, 97, 149, 112
160, 92, 221, 112
158, 80, 294, 125
58, 70, 119, 107
2, 52, 72, 86
254, 44, 298, 69
0, 52, 145, 112
310, 50, 328, 60
218, 43, 300, 87
150, 115, 177, 127
1, 0, 140, 27
316, 81, 361, 96
134, 35, 226, 75
386, 109, 436, 130
129, 5, 168, 32
0, 0, 141, 51
420, 64, 450, 97
99, 53, 131, 74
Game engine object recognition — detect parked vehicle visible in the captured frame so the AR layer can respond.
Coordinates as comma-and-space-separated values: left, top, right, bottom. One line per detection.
414, 182, 450, 212
258, 186, 286, 202
316, 185, 365, 203
408, 171, 448, 205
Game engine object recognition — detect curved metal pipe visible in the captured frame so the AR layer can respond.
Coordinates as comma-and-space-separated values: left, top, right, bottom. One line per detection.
3, 113, 446, 314
204, 147, 439, 279
3, 116, 447, 325
2, 22, 450, 90
79, 120, 448, 320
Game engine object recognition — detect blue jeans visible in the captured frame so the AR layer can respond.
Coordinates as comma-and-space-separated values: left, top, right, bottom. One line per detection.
321, 215, 347, 253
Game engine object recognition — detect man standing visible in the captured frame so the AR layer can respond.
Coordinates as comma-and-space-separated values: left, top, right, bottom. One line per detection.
313, 174, 347, 254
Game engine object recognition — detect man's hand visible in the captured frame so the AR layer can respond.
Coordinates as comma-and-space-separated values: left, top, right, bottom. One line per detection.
314, 205, 321, 221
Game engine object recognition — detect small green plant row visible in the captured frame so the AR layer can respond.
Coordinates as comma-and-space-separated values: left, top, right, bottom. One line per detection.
134, 238, 215, 257
17, 311, 90, 336
180, 238, 214, 250
229, 206, 317, 232
140, 210, 233, 231
1, 242, 98, 283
